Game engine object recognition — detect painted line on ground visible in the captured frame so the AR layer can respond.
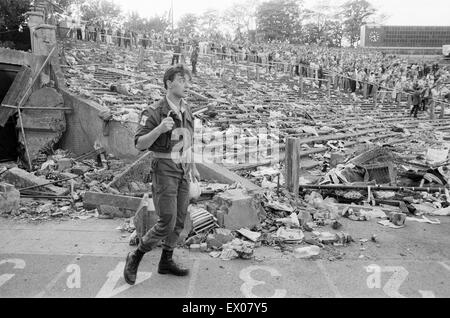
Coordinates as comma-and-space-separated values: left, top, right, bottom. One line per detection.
186, 259, 200, 298
316, 260, 343, 298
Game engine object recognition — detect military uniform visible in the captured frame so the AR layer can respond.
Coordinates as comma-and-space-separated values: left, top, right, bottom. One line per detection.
191, 46, 199, 75
134, 96, 194, 252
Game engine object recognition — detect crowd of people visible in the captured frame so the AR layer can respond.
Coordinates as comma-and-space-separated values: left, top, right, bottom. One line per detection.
59, 18, 450, 115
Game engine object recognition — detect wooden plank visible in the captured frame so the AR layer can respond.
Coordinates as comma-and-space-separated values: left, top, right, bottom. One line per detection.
83, 191, 155, 211
286, 138, 302, 194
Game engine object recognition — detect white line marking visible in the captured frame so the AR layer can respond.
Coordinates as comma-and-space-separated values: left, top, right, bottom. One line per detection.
96, 261, 152, 298
0, 258, 26, 289
418, 290, 436, 298
316, 260, 343, 298
34, 255, 80, 298
186, 259, 200, 298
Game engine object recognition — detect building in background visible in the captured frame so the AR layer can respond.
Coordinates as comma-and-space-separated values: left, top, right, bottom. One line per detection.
360, 24, 450, 55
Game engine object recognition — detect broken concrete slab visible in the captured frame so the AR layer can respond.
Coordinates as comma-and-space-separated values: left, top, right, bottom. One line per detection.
0, 167, 68, 196
0, 182, 20, 214
83, 191, 154, 212
236, 228, 261, 242
19, 87, 67, 161
209, 188, 266, 230
23, 87, 64, 108
196, 162, 262, 193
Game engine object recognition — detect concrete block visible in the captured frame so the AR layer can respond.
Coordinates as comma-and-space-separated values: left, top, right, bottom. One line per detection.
0, 183, 20, 214
0, 167, 68, 196
57, 158, 72, 172
83, 191, 154, 212
210, 189, 266, 231
189, 244, 201, 252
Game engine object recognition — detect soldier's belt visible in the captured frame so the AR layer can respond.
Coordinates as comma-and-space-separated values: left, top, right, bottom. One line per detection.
151, 151, 186, 161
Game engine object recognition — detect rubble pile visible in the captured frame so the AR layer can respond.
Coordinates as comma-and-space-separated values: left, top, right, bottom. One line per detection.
0, 148, 128, 221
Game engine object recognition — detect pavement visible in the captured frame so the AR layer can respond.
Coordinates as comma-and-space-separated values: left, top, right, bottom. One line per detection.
0, 216, 449, 298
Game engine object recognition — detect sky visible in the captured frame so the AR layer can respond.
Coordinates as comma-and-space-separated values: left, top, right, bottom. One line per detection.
111, 0, 450, 26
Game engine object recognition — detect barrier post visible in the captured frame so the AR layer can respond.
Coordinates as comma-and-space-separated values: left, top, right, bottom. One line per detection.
430, 100, 436, 120
327, 76, 331, 99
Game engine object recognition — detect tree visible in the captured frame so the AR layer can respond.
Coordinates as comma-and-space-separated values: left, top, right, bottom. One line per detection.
177, 13, 198, 37
0, 0, 30, 31
256, 0, 303, 42
223, 0, 259, 42
198, 9, 225, 41
80, 0, 122, 25
198, 10, 219, 36
144, 15, 169, 34
124, 11, 145, 32
299, 0, 344, 47
339, 0, 376, 46
326, 20, 344, 47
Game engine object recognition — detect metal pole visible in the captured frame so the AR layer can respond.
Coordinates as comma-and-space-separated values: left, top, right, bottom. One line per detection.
298, 184, 447, 193
171, 0, 174, 38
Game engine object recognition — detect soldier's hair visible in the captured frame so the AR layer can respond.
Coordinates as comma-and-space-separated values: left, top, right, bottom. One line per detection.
163, 64, 192, 90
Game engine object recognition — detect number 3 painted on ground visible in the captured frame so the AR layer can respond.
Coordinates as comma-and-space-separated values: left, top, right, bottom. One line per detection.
239, 265, 287, 298
0, 259, 26, 288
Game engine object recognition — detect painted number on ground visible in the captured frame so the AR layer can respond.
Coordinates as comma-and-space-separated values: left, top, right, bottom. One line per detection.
239, 265, 287, 298
366, 264, 435, 298
66, 264, 81, 289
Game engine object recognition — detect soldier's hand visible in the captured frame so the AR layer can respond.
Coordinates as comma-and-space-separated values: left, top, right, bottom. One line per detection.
159, 117, 175, 133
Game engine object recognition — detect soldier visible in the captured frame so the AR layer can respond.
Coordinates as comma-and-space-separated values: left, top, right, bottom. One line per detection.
123, 65, 200, 285
190, 42, 199, 75
171, 39, 181, 65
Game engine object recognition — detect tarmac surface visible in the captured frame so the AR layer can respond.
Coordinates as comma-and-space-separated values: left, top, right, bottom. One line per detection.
0, 217, 449, 298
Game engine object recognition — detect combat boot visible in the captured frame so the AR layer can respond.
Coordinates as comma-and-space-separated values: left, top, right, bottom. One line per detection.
158, 249, 189, 276
123, 249, 144, 285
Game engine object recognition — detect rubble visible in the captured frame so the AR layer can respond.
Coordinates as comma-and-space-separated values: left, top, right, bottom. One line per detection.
294, 246, 321, 259
1, 167, 69, 196
236, 228, 261, 242
274, 227, 304, 243
220, 239, 255, 260
0, 183, 20, 215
